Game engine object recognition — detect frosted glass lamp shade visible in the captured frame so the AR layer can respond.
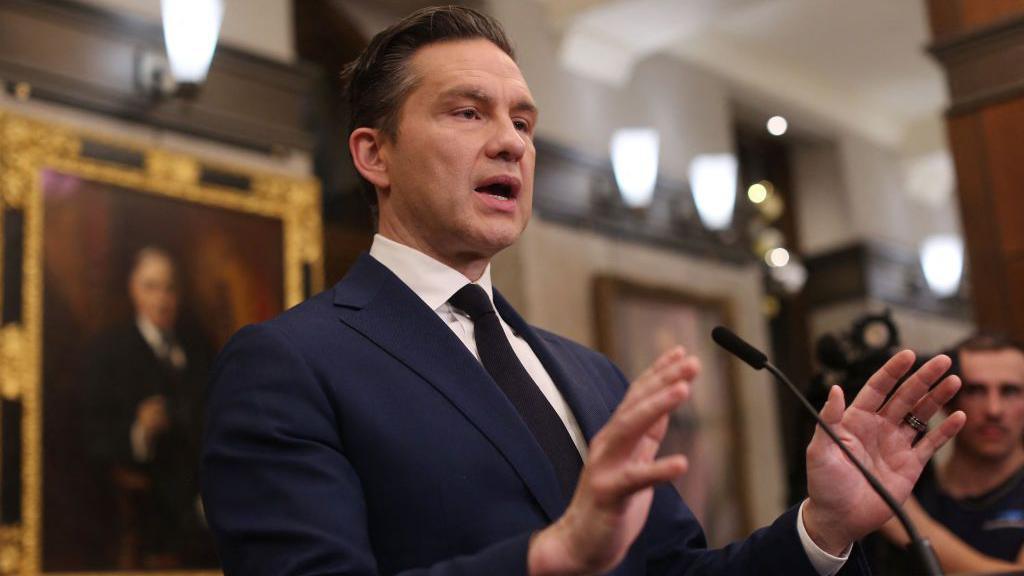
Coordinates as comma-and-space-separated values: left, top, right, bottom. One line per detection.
689, 153, 738, 230
162, 0, 224, 84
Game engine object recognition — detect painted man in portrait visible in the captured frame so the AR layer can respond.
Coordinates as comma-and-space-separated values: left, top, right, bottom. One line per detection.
84, 246, 214, 569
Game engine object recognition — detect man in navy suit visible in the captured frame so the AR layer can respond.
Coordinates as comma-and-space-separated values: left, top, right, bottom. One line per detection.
201, 6, 967, 575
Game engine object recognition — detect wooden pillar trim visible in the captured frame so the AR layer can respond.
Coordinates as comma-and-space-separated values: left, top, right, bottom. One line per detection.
928, 1, 1024, 340
928, 0, 1024, 40
947, 113, 1011, 332
929, 14, 1024, 114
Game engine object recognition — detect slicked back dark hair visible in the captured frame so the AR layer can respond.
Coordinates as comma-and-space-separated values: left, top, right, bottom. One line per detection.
340, 6, 516, 219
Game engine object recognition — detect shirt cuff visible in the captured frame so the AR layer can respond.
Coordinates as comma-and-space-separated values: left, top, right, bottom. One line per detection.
797, 499, 851, 576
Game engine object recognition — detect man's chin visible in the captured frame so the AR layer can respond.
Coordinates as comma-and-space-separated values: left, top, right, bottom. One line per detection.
963, 441, 1017, 462
152, 319, 176, 331
472, 224, 526, 254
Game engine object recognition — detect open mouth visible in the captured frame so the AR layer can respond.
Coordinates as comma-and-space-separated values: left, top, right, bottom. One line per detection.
474, 176, 520, 201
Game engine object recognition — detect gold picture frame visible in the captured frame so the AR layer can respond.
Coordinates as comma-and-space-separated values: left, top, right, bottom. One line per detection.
0, 111, 322, 575
593, 276, 752, 547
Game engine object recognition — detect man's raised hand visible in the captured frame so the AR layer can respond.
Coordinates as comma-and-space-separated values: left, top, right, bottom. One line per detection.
802, 351, 966, 554
529, 347, 699, 576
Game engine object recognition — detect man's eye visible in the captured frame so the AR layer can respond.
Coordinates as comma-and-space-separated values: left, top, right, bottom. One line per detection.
456, 109, 480, 120
513, 119, 530, 132
1002, 386, 1023, 398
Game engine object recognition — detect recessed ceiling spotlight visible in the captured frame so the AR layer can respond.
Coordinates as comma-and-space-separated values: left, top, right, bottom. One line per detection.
767, 115, 788, 136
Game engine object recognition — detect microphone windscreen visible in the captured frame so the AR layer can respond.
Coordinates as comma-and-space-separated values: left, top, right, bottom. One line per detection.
712, 326, 767, 370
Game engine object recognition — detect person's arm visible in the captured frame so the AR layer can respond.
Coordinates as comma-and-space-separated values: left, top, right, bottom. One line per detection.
536, 349, 963, 575
205, 322, 710, 575
880, 495, 1021, 573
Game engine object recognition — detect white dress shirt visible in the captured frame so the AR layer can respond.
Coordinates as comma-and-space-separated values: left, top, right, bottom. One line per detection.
368, 234, 847, 575
130, 316, 187, 462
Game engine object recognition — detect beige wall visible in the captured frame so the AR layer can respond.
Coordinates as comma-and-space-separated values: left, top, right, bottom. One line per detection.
0, 92, 312, 178
491, 0, 733, 184
791, 141, 855, 255
495, 218, 787, 531
74, 0, 295, 64
810, 299, 974, 356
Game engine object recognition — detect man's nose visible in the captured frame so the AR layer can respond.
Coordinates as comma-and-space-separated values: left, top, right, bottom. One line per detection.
485, 117, 526, 162
985, 389, 1004, 417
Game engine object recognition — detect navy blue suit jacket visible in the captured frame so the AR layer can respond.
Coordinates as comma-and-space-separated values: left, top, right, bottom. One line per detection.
201, 254, 870, 575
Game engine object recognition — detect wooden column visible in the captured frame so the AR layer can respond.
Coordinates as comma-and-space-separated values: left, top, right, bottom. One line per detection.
928, 1, 1024, 339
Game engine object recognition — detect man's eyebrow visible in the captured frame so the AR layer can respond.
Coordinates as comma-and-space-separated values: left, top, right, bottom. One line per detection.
512, 99, 539, 117
439, 86, 538, 116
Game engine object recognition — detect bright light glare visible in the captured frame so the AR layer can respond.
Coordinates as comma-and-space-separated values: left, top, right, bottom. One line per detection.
162, 0, 224, 83
767, 115, 788, 136
770, 258, 807, 293
920, 234, 964, 297
611, 128, 660, 208
765, 247, 791, 268
748, 183, 768, 204
689, 153, 738, 230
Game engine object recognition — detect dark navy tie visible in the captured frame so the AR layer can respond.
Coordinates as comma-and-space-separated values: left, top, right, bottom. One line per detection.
449, 284, 583, 498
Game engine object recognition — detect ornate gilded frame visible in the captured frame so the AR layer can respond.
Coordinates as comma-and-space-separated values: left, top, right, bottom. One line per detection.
0, 111, 322, 575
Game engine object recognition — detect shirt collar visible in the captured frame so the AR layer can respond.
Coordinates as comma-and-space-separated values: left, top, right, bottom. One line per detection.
136, 315, 167, 351
369, 234, 494, 312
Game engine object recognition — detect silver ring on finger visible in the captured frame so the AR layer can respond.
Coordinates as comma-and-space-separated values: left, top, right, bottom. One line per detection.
903, 413, 928, 444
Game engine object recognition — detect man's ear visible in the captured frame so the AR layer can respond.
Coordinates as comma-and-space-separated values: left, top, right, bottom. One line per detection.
349, 127, 390, 192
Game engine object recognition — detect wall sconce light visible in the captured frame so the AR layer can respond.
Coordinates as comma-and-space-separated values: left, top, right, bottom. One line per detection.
920, 234, 964, 298
689, 153, 738, 230
611, 128, 660, 208
138, 0, 224, 98
164, 0, 224, 84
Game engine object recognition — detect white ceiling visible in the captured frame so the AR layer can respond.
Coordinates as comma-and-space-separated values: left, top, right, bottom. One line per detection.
548, 0, 948, 147
333, 0, 947, 147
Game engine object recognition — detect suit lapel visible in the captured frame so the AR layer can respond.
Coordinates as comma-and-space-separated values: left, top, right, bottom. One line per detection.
494, 293, 614, 442
332, 254, 566, 521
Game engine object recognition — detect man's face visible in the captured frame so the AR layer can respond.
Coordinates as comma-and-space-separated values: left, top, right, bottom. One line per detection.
129, 254, 179, 331
373, 39, 537, 267
953, 348, 1024, 462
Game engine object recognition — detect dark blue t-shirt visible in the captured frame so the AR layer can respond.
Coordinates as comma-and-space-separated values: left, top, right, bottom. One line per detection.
916, 465, 1024, 562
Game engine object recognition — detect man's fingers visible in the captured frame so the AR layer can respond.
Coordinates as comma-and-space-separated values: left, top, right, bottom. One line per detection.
594, 455, 688, 500
878, 354, 952, 424
652, 345, 687, 371
848, 350, 915, 413
909, 375, 961, 421
822, 385, 845, 426
600, 382, 689, 458
899, 375, 961, 443
809, 386, 846, 451
913, 410, 966, 465
619, 351, 697, 413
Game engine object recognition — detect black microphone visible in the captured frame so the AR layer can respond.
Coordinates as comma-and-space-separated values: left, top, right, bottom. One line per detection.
711, 326, 943, 576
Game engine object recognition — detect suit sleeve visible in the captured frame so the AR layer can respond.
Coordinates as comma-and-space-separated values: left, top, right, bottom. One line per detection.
201, 323, 534, 576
